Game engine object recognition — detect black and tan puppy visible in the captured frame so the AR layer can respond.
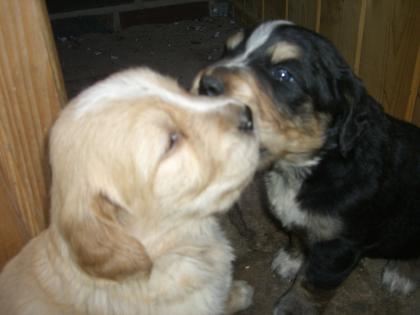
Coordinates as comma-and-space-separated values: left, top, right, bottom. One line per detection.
193, 20, 420, 314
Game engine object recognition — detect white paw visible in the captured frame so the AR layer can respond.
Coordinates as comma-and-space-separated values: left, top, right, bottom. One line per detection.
227, 280, 254, 313
382, 267, 416, 295
271, 248, 303, 281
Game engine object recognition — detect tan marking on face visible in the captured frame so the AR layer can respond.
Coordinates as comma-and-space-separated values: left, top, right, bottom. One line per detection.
226, 30, 245, 51
195, 68, 329, 167
269, 42, 300, 64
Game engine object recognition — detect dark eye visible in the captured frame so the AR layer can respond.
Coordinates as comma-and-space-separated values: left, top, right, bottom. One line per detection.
271, 67, 295, 82
167, 132, 180, 151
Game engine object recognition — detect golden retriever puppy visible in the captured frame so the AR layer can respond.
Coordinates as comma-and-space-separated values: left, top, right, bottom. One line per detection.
0, 68, 259, 315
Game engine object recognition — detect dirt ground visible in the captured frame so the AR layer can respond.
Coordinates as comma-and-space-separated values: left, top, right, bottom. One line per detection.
55, 16, 419, 315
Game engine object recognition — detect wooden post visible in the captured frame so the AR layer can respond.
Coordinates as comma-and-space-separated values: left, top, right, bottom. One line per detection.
0, 0, 66, 267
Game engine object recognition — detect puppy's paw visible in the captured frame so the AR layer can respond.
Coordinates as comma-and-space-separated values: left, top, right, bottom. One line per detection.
271, 248, 303, 281
382, 266, 416, 295
226, 280, 254, 314
273, 291, 318, 315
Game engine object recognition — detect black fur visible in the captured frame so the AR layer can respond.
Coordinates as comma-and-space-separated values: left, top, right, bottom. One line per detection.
198, 21, 420, 312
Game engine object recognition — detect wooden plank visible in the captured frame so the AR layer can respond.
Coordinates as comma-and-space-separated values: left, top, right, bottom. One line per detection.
319, 0, 363, 69
232, 0, 244, 11
233, 0, 252, 26
0, 0, 66, 266
232, 0, 260, 27
0, 168, 28, 267
262, 0, 287, 20
358, 0, 420, 120
287, 0, 319, 31
243, 0, 263, 23
405, 47, 420, 123
353, 0, 367, 75
412, 92, 420, 127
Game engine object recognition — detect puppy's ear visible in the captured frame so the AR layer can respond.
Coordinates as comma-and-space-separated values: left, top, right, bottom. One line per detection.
62, 193, 152, 281
337, 69, 367, 157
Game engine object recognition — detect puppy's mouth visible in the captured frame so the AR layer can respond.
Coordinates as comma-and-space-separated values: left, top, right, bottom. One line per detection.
238, 104, 254, 132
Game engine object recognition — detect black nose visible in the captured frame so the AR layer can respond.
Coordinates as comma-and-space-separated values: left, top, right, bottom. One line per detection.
199, 75, 224, 96
238, 105, 253, 132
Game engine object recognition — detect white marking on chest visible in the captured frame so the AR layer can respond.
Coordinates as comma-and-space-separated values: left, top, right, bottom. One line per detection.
265, 169, 307, 229
265, 163, 342, 240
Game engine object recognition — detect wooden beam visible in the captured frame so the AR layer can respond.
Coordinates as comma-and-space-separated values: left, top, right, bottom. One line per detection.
319, 0, 363, 68
287, 0, 318, 31
49, 0, 205, 20
262, 0, 287, 20
353, 0, 367, 75
0, 0, 66, 266
359, 0, 420, 120
406, 46, 420, 123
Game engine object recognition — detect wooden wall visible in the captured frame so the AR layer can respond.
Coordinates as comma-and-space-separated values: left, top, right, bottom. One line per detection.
0, 0, 66, 267
233, 0, 420, 126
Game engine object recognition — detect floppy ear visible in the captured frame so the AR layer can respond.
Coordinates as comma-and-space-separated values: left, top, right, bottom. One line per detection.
62, 193, 152, 281
336, 69, 367, 157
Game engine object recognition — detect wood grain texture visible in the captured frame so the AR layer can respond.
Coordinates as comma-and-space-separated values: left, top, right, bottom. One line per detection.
234, 0, 276, 27
0, 0, 66, 267
359, 0, 420, 120
353, 0, 367, 75
406, 47, 420, 123
319, 0, 363, 69
413, 93, 420, 127
0, 168, 28, 266
287, 0, 319, 31
262, 0, 286, 20
243, 0, 263, 23
233, 0, 256, 26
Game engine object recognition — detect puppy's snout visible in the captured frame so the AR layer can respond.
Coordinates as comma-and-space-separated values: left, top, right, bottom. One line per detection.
199, 75, 224, 96
238, 105, 254, 132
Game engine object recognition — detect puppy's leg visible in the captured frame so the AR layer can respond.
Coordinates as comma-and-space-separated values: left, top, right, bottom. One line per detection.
272, 235, 304, 282
382, 259, 419, 295
226, 280, 254, 314
274, 238, 361, 315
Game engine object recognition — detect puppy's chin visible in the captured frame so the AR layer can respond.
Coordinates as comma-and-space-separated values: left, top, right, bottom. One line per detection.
222, 182, 251, 210
258, 148, 276, 170
257, 146, 321, 170
194, 178, 253, 215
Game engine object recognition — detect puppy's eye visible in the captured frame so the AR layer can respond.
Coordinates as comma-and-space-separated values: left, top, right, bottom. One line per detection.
271, 67, 295, 82
167, 132, 180, 151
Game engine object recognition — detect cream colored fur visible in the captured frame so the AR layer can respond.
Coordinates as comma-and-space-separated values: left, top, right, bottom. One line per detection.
0, 68, 258, 315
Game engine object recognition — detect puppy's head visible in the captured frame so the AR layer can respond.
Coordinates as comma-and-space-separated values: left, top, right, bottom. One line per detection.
193, 20, 366, 167
50, 68, 258, 280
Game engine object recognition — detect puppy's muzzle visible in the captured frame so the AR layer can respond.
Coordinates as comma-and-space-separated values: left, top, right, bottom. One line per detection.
238, 105, 253, 132
199, 75, 253, 132
199, 75, 224, 96
225, 104, 253, 133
